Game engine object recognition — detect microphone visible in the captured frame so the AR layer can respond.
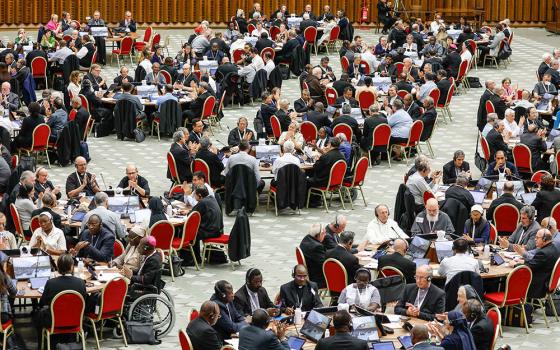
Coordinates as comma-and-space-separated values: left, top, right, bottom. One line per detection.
391, 226, 404, 239
122, 194, 132, 219
99, 172, 108, 191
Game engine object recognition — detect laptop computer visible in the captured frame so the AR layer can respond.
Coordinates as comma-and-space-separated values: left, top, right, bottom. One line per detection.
495, 180, 526, 199
434, 241, 454, 263
413, 258, 430, 267
408, 236, 430, 259
469, 190, 487, 205
521, 192, 537, 205
107, 196, 141, 217
300, 310, 331, 343
255, 145, 281, 161
371, 341, 396, 350
13, 255, 52, 280
30, 277, 49, 290
70, 211, 87, 222
351, 316, 379, 342
287, 336, 306, 350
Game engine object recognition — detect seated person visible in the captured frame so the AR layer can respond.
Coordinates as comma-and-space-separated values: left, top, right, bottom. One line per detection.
498, 205, 540, 252
81, 192, 126, 240
410, 325, 443, 350
195, 137, 225, 188
406, 159, 441, 209
394, 265, 445, 321
71, 214, 115, 263
279, 264, 323, 313
34, 167, 62, 200
314, 310, 369, 349
411, 198, 455, 237
31, 192, 63, 230
123, 236, 162, 291
307, 137, 346, 190
29, 212, 66, 255
338, 268, 380, 312
300, 223, 327, 288
0, 213, 17, 249
210, 280, 248, 343
117, 163, 150, 197
32, 253, 87, 336
462, 299, 494, 350
358, 204, 408, 247
66, 156, 101, 198
234, 268, 277, 317
533, 175, 560, 223
186, 301, 222, 350
438, 238, 480, 285
271, 141, 300, 184
486, 120, 509, 160
378, 238, 417, 284
238, 309, 289, 350
325, 231, 360, 285
182, 172, 215, 207
521, 229, 560, 299
442, 150, 471, 185
426, 310, 478, 350
224, 140, 265, 193
335, 86, 359, 108
227, 117, 255, 147
191, 186, 223, 261
444, 175, 475, 211
485, 180, 524, 221
463, 205, 490, 244
331, 103, 362, 142
110, 225, 145, 273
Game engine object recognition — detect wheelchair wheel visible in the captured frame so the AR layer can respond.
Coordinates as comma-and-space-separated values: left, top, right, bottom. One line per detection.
128, 293, 176, 338
160, 288, 175, 307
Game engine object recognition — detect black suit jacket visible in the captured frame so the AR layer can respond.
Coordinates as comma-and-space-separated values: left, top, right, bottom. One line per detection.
526, 243, 560, 298
309, 149, 346, 188
294, 98, 312, 113
332, 80, 355, 97
168, 142, 193, 183
378, 252, 416, 284
486, 128, 508, 160
191, 91, 212, 118
113, 75, 135, 86
186, 317, 222, 350
255, 38, 275, 53
234, 285, 275, 316
485, 193, 524, 221
331, 114, 362, 142
442, 160, 470, 185
335, 96, 359, 108
444, 185, 475, 212
39, 275, 88, 325
118, 19, 137, 32
394, 283, 446, 320
420, 108, 437, 141
436, 79, 452, 105
326, 245, 361, 285
520, 132, 547, 170
299, 19, 318, 33
488, 93, 507, 119
76, 227, 115, 262
239, 325, 289, 350
306, 110, 331, 129
538, 62, 550, 80
300, 235, 327, 288
361, 115, 388, 150
533, 189, 560, 223
196, 148, 225, 186
442, 52, 462, 79
470, 315, 494, 350
279, 280, 323, 312
406, 102, 422, 121
396, 81, 413, 93
315, 332, 369, 350
477, 89, 495, 131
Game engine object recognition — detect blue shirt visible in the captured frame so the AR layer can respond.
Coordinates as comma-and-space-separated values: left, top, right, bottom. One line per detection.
47, 109, 68, 138
389, 109, 413, 138
339, 142, 351, 163
156, 93, 178, 110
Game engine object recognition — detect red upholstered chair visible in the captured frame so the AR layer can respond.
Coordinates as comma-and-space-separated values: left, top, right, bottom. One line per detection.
357, 90, 376, 110
87, 277, 129, 349
78, 94, 90, 112
18, 124, 51, 167
149, 220, 176, 281
551, 202, 560, 228
304, 26, 318, 55
484, 265, 532, 333
340, 56, 350, 73
319, 25, 340, 54
325, 86, 338, 106
167, 152, 181, 186
397, 90, 408, 99
395, 62, 404, 75
306, 159, 347, 212
359, 60, 371, 75
486, 307, 501, 348
493, 203, 520, 235
179, 329, 194, 350
150, 33, 161, 52
270, 26, 280, 41
302, 81, 309, 92
342, 157, 369, 208
192, 159, 211, 187
189, 309, 199, 322
531, 170, 551, 184
480, 134, 491, 163
233, 49, 244, 63
170, 185, 183, 196
111, 36, 134, 66
513, 144, 533, 174
134, 26, 153, 51
68, 109, 77, 121
390, 120, 423, 165
171, 211, 202, 270
332, 123, 353, 142
437, 83, 456, 121
30, 215, 40, 233
379, 266, 405, 279
41, 291, 86, 350
485, 100, 495, 114
10, 203, 26, 245
531, 258, 560, 327
31, 56, 48, 88
295, 246, 307, 267
300, 121, 318, 143
113, 240, 125, 259
11, 155, 18, 169
202, 234, 236, 269
489, 223, 498, 245
427, 88, 442, 123
423, 191, 435, 205
270, 115, 282, 140
456, 59, 470, 92
368, 124, 392, 168
192, 96, 216, 132
247, 24, 256, 34
323, 258, 348, 298
260, 47, 275, 61
160, 70, 172, 84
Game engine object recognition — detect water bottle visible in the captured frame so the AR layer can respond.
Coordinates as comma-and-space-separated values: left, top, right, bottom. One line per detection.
76, 260, 84, 278
294, 308, 302, 325
66, 205, 72, 217
483, 244, 490, 259
166, 203, 173, 217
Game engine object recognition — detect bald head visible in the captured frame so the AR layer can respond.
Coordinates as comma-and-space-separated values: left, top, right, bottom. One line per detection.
200, 300, 220, 325
393, 238, 408, 255
426, 198, 438, 213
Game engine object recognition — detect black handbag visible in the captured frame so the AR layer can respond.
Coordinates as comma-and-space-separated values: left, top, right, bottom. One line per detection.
474, 133, 487, 172
133, 128, 145, 143
163, 255, 184, 277
19, 155, 36, 172
125, 321, 158, 344
371, 275, 405, 307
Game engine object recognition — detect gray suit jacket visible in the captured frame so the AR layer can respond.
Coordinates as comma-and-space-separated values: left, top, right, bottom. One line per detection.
507, 220, 540, 251
1, 92, 19, 112
238, 325, 289, 350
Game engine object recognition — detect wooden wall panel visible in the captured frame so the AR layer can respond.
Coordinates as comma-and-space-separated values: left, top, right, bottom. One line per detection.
0, 0, 556, 28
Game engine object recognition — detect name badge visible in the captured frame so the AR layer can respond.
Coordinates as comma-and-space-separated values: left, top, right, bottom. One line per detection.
310, 288, 316, 296
415, 217, 424, 223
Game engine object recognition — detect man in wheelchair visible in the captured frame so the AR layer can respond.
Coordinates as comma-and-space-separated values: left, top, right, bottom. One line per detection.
123, 236, 164, 300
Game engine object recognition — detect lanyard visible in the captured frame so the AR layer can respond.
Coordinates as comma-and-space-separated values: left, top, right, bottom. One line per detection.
139, 251, 156, 274
415, 288, 428, 308
518, 228, 527, 244
75, 171, 84, 186
542, 82, 550, 93
246, 286, 260, 312
238, 129, 245, 141
427, 219, 435, 233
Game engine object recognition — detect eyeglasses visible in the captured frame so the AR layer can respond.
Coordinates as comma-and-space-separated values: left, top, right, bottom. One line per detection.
414, 275, 429, 280
126, 172, 137, 175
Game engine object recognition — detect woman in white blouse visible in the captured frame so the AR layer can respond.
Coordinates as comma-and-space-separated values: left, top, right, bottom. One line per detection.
338, 268, 381, 311
278, 121, 304, 151
14, 183, 37, 238
29, 212, 66, 255
403, 34, 418, 54
67, 71, 81, 98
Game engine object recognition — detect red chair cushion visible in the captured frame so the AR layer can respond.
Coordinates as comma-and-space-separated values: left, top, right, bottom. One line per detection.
2, 319, 12, 330
203, 235, 230, 244
484, 292, 505, 305
270, 185, 277, 193
172, 236, 192, 249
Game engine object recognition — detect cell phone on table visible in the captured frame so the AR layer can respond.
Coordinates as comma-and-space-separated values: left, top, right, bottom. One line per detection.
87, 265, 98, 280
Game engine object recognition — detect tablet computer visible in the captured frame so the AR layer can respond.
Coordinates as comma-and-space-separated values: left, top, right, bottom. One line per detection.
300, 310, 330, 343
287, 336, 306, 350
398, 335, 413, 350
372, 341, 396, 350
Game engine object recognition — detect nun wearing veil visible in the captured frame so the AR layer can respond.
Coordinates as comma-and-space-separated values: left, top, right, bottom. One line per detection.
427, 310, 477, 350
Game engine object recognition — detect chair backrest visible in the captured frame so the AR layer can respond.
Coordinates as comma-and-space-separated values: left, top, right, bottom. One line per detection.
189, 309, 199, 321
9, 203, 24, 237
329, 25, 341, 41
395, 62, 404, 75
201, 96, 216, 118
167, 152, 180, 183
457, 59, 469, 81
113, 240, 125, 258
120, 36, 133, 54
332, 123, 353, 142
489, 223, 497, 245
48, 290, 85, 333
379, 266, 404, 278
143, 26, 153, 43
233, 49, 244, 63
397, 90, 408, 99
407, 120, 424, 146
480, 134, 491, 161
260, 47, 275, 61
179, 329, 194, 350
508, 31, 514, 45
30, 215, 40, 233
502, 265, 532, 306
323, 258, 348, 293
170, 185, 183, 196
326, 160, 347, 189
485, 100, 495, 114
444, 83, 456, 107
428, 88, 440, 105
372, 124, 391, 148
512, 144, 532, 173
304, 26, 318, 43
295, 246, 308, 268
325, 86, 338, 106
68, 109, 77, 121
30, 124, 51, 150
359, 60, 371, 75
300, 121, 318, 143
486, 307, 501, 350
551, 202, 560, 228
423, 191, 435, 205
11, 155, 18, 169
179, 211, 201, 249
151, 33, 161, 52
302, 81, 309, 91
493, 203, 520, 235
349, 157, 369, 186
149, 220, 175, 251
548, 258, 560, 294
63, 35, 72, 42
78, 94, 90, 112
270, 115, 282, 139
192, 158, 211, 186
357, 90, 376, 110
95, 277, 128, 320
160, 70, 172, 84
247, 23, 256, 33
341, 56, 349, 72
466, 39, 477, 55
91, 49, 98, 64
481, 26, 493, 34
270, 26, 280, 40
531, 170, 551, 184
31, 56, 47, 76
83, 115, 94, 141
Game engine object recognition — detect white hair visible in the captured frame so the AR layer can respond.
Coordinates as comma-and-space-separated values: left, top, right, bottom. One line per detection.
505, 108, 515, 117
283, 140, 295, 153
336, 133, 347, 142
302, 13, 310, 20
308, 223, 323, 237
543, 53, 552, 61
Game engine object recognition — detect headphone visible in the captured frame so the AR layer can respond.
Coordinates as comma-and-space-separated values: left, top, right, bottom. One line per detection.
354, 268, 372, 281
374, 204, 390, 218
292, 264, 306, 278
333, 215, 340, 229
214, 282, 227, 299
246, 268, 259, 284
466, 300, 482, 322
237, 117, 248, 126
